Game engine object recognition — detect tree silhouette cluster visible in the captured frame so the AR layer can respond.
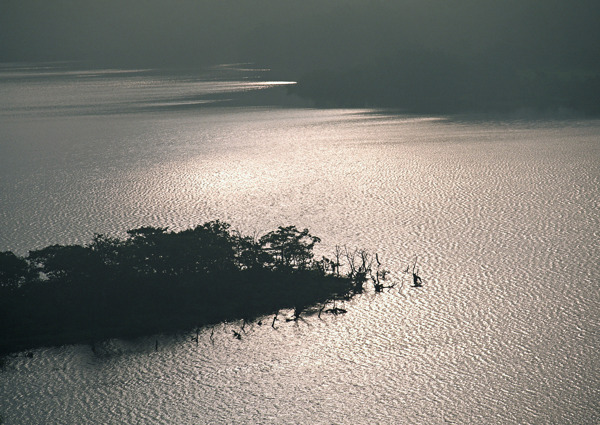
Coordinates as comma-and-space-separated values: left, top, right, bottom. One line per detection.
0, 221, 358, 355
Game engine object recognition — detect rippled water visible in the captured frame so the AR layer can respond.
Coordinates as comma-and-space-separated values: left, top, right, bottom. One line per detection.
1, 67, 599, 424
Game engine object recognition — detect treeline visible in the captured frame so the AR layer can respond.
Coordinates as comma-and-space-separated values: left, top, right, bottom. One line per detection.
0, 221, 383, 355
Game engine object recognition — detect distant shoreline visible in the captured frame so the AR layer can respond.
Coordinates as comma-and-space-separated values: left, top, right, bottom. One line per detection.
289, 56, 600, 116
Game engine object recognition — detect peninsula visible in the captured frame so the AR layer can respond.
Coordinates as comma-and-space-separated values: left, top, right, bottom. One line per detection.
0, 221, 386, 355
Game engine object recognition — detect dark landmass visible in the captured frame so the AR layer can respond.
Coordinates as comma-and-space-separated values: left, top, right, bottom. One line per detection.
0, 221, 387, 356
288, 51, 600, 115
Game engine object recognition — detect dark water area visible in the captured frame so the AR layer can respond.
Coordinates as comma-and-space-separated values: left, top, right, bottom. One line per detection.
1, 65, 599, 424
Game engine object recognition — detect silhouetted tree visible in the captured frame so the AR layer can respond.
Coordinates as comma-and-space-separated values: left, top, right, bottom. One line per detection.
259, 226, 321, 270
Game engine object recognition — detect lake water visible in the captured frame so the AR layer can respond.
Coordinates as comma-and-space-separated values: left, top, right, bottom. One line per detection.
1, 65, 599, 424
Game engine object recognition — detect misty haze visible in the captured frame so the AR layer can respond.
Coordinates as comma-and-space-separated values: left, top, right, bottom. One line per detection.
2, 0, 600, 114
1, 1, 599, 424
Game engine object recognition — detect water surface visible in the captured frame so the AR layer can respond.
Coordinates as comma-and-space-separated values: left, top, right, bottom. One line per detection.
1, 66, 599, 424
